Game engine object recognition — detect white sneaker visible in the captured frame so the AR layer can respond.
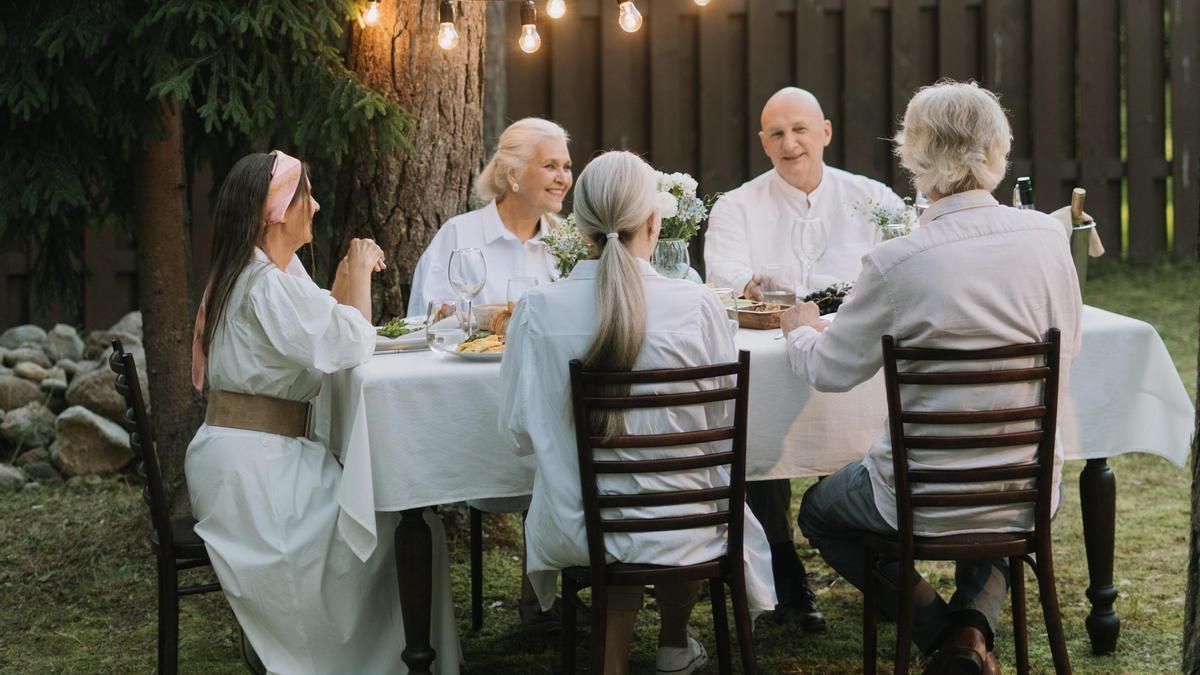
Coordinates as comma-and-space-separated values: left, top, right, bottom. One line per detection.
655, 636, 709, 674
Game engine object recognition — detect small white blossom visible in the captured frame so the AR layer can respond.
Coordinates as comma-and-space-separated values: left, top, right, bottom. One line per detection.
655, 191, 679, 219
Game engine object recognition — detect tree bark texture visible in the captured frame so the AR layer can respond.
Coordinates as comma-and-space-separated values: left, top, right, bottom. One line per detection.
340, 0, 487, 319
134, 98, 205, 512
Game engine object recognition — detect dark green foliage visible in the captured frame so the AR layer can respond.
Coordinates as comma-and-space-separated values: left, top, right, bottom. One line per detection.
0, 0, 410, 310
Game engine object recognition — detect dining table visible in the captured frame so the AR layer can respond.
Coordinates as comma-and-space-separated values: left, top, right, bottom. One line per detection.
319, 304, 1193, 674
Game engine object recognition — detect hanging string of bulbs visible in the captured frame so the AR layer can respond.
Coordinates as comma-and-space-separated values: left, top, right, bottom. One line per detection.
360, 1, 714, 54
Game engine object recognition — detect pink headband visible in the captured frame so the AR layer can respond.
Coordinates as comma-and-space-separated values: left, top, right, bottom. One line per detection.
265, 150, 303, 224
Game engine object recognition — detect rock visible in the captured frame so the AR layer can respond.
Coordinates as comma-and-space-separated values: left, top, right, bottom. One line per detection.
0, 366, 11, 378
84, 331, 141, 362
65, 475, 85, 488
44, 324, 84, 363
55, 359, 81, 379
109, 311, 143, 340
41, 378, 68, 396
22, 461, 60, 482
3, 347, 51, 369
22, 481, 43, 492
74, 360, 100, 377
44, 367, 66, 382
15, 447, 49, 467
53, 406, 133, 477
0, 375, 41, 410
14, 362, 48, 383
0, 464, 26, 492
66, 367, 127, 422
0, 325, 46, 350
0, 402, 57, 448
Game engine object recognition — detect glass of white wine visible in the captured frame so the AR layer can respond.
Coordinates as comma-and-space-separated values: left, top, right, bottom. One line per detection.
448, 248, 487, 334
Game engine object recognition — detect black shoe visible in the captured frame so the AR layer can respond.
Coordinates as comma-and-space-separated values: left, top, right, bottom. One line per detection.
774, 579, 827, 632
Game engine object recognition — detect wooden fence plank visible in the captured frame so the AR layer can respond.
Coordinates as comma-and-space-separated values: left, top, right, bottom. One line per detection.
649, 0, 691, 172
842, 0, 889, 182
1077, 0, 1122, 252
1171, 0, 1200, 261
748, 0, 793, 176
890, 0, 921, 196
600, 0, 649, 153
698, 2, 746, 193
938, 0, 970, 81
504, 1, 550, 120
984, 0, 1029, 205
1030, 0, 1072, 211
1127, 0, 1168, 263
550, 10, 600, 167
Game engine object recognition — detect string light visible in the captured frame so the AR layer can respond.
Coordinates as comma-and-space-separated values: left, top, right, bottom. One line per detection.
437, 0, 460, 49
363, 0, 381, 25
518, 0, 542, 53
617, 1, 642, 33
694, 0, 711, 5
546, 0, 566, 19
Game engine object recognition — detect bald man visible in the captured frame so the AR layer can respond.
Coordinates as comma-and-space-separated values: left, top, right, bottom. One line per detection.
704, 88, 905, 632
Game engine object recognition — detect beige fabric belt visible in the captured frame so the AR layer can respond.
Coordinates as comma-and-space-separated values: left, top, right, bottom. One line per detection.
205, 390, 311, 438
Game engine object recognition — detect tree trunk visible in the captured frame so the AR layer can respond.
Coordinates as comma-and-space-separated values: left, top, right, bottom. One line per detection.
134, 97, 205, 513
339, 0, 487, 319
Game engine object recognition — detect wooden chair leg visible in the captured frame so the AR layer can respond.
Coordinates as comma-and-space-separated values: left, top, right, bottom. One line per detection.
588, 581, 608, 675
1010, 556, 1029, 675
469, 507, 483, 631
710, 577, 733, 675
561, 577, 578, 674
863, 548, 878, 675
1035, 546, 1072, 674
895, 556, 915, 675
729, 571, 759, 675
158, 558, 179, 675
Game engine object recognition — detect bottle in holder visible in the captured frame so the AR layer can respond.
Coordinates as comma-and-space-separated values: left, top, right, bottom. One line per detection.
1014, 176, 1035, 210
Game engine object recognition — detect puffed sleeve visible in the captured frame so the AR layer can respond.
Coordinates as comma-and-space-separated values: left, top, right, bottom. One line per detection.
498, 298, 537, 456
703, 195, 756, 296
786, 254, 895, 392
249, 268, 376, 373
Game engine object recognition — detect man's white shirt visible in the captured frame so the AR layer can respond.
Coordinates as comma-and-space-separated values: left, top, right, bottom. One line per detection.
704, 165, 906, 295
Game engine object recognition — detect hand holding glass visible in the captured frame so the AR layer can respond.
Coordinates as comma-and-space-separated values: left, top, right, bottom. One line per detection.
448, 248, 487, 333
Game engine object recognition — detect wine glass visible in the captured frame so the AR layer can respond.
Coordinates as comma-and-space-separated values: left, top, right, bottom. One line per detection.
791, 217, 828, 296
448, 248, 486, 333
651, 238, 691, 279
425, 299, 466, 354
506, 276, 538, 304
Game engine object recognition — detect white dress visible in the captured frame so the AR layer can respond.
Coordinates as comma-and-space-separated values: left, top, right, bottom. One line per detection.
498, 258, 777, 612
407, 200, 559, 317
186, 248, 460, 675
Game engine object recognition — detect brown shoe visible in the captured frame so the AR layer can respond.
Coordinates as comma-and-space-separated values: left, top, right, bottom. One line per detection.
921, 626, 987, 675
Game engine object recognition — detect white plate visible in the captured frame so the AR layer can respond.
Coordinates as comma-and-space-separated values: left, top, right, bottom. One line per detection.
375, 318, 426, 352
449, 349, 503, 362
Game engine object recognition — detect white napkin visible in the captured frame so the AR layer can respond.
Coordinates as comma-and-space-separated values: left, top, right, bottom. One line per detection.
1048, 205, 1106, 257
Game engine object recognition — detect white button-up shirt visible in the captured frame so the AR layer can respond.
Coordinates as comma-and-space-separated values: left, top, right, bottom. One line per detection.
499, 259, 776, 612
786, 190, 1082, 536
704, 165, 906, 295
407, 200, 559, 316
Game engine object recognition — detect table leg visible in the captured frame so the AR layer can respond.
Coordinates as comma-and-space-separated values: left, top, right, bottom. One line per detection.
396, 508, 436, 673
1079, 458, 1120, 654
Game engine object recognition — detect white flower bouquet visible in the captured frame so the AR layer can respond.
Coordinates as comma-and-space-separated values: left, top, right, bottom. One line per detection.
540, 213, 594, 277
853, 197, 917, 240
655, 171, 717, 241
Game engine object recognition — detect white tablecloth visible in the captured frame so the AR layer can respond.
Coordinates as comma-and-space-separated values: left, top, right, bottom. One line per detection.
324, 305, 1194, 561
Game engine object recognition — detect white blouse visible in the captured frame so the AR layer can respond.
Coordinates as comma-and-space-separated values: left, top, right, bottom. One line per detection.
499, 258, 777, 612
408, 200, 559, 317
704, 165, 906, 295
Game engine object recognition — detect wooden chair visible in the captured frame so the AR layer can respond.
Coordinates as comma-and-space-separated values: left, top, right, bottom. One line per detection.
561, 350, 757, 674
863, 330, 1071, 674
109, 338, 221, 675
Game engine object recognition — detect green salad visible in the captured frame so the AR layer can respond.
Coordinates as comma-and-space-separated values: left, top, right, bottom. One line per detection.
376, 317, 422, 338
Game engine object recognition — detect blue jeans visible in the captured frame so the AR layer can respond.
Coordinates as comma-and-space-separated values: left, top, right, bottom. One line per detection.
797, 461, 1008, 652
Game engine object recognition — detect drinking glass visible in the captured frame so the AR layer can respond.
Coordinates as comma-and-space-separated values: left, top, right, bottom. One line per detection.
791, 217, 828, 296
651, 238, 691, 279
448, 248, 487, 333
425, 299, 466, 354
880, 223, 909, 241
760, 263, 795, 306
506, 276, 538, 304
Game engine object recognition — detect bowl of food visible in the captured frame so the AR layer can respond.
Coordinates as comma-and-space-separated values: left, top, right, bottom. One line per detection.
736, 301, 790, 330
472, 303, 508, 330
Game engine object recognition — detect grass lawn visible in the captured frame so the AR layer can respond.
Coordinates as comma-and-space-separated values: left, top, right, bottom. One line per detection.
1, 260, 1195, 673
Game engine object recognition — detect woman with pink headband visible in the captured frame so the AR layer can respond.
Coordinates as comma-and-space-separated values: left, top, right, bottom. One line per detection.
186, 151, 460, 673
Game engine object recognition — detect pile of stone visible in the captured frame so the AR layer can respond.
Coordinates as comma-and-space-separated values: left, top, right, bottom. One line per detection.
0, 312, 146, 493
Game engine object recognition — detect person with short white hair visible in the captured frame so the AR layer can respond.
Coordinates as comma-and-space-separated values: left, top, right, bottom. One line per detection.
783, 81, 1082, 674
407, 117, 572, 316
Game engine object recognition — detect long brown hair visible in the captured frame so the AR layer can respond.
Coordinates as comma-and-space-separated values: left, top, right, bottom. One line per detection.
201, 152, 312, 357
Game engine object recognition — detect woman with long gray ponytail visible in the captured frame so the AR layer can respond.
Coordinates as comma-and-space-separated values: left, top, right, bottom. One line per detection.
499, 151, 776, 674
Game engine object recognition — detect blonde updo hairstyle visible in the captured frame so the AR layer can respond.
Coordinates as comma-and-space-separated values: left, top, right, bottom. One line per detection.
894, 80, 1011, 198
571, 151, 660, 437
474, 117, 571, 203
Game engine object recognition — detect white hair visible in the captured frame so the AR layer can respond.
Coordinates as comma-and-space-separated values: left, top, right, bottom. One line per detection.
894, 81, 1011, 197
474, 117, 570, 203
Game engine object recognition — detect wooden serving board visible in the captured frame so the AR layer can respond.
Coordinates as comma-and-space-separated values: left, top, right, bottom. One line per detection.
737, 305, 789, 330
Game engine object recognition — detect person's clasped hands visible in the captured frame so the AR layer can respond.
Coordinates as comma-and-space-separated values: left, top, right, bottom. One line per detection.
780, 301, 828, 336
340, 237, 387, 275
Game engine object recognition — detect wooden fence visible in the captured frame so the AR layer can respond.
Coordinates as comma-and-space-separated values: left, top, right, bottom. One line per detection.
3, 0, 1196, 328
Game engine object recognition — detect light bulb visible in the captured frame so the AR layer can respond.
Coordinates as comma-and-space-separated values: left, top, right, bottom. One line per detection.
438, 22, 460, 49
547, 0, 566, 19
617, 1, 642, 32
363, 0, 381, 25
518, 24, 542, 53
694, 0, 711, 5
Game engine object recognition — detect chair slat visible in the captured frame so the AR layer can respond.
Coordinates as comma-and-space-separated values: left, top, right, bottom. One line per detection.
585, 387, 739, 409
903, 430, 1043, 449
590, 427, 735, 448
908, 464, 1040, 484
896, 367, 1050, 385
893, 343, 1052, 360
900, 406, 1046, 424
600, 511, 729, 533
580, 362, 740, 384
592, 451, 735, 474
910, 489, 1039, 508
596, 486, 731, 509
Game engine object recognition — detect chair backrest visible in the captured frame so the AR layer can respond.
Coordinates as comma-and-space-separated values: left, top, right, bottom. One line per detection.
108, 338, 175, 551
568, 350, 752, 575
880, 329, 1062, 542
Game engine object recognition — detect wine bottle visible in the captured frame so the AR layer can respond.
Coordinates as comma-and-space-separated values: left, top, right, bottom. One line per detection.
1015, 176, 1035, 210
